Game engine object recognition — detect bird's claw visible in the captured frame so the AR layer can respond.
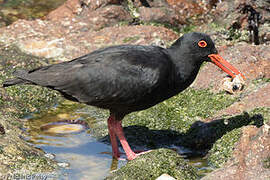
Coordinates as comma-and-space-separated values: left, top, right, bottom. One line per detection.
126, 150, 152, 161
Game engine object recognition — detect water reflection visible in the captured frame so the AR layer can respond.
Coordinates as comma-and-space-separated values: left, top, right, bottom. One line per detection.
23, 101, 125, 179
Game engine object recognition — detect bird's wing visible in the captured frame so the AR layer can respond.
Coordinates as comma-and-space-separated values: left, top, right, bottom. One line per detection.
16, 46, 173, 108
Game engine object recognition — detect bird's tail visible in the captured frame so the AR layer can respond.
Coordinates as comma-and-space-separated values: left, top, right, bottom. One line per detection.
2, 70, 31, 87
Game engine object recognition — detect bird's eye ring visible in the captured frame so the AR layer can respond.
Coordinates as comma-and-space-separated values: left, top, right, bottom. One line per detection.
198, 40, 207, 48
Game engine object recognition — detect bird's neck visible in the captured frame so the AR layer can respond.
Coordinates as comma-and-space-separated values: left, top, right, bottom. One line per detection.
166, 47, 203, 90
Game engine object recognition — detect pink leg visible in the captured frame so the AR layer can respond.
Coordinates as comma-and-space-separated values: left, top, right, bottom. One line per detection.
113, 120, 137, 160
108, 114, 151, 160
107, 115, 120, 159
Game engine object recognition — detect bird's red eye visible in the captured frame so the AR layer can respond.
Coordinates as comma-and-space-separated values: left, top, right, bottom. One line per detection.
198, 40, 207, 48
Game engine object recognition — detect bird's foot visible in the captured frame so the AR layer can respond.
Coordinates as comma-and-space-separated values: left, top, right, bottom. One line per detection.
126, 150, 152, 161
112, 151, 125, 160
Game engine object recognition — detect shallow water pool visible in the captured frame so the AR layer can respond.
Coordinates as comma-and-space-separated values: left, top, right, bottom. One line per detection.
23, 101, 213, 179
23, 101, 127, 179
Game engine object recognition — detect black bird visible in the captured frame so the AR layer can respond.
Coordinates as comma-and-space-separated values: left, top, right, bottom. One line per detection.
3, 32, 245, 160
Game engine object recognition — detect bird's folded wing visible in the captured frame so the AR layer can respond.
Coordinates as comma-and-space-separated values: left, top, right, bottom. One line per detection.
15, 48, 173, 107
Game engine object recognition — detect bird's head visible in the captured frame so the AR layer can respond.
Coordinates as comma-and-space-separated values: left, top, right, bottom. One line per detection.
171, 32, 245, 80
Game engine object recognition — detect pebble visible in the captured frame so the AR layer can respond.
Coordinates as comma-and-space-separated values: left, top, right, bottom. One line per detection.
57, 162, 70, 168
44, 153, 55, 160
156, 174, 176, 180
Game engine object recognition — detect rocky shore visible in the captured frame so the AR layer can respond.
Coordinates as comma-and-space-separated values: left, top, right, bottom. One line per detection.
0, 0, 269, 179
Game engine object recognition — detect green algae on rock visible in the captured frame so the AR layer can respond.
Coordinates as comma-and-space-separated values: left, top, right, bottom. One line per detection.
207, 107, 269, 169
0, 44, 61, 176
0, 0, 66, 26
0, 44, 59, 116
207, 128, 242, 168
249, 107, 270, 124
106, 148, 198, 180
124, 88, 236, 134
263, 156, 270, 169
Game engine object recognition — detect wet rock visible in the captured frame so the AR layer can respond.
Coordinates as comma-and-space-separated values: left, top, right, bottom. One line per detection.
57, 162, 70, 168
211, 0, 270, 44
44, 153, 55, 160
203, 122, 270, 180
105, 148, 198, 180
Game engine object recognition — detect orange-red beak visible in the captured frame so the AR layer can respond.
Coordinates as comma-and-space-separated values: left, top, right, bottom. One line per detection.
208, 54, 246, 80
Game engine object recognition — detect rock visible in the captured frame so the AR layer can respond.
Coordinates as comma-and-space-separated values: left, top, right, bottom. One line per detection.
0, 0, 269, 179
135, 0, 185, 27
46, 0, 83, 21
47, 0, 219, 32
47, 0, 132, 31
44, 153, 55, 160
138, 6, 183, 26
156, 173, 176, 180
216, 83, 270, 116
105, 148, 198, 180
176, 111, 264, 151
57, 162, 70, 168
82, 0, 121, 11
0, 44, 59, 175
18, 39, 64, 58
166, 0, 204, 24
212, 0, 270, 44
136, 0, 216, 27
203, 122, 270, 180
79, 5, 132, 31
0, 19, 178, 60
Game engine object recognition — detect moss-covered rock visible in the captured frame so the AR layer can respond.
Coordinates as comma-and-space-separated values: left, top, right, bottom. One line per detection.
0, 44, 61, 175
0, 44, 60, 116
207, 107, 269, 168
106, 148, 198, 180
263, 156, 270, 169
178, 109, 265, 150
124, 88, 236, 134
207, 128, 242, 168
249, 107, 270, 124
91, 88, 238, 155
